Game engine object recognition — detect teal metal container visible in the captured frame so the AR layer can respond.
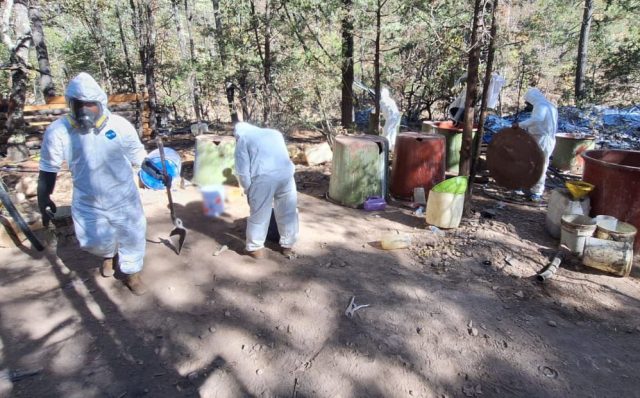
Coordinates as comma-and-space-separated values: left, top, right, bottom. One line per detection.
551, 133, 596, 175
328, 135, 388, 208
193, 135, 237, 186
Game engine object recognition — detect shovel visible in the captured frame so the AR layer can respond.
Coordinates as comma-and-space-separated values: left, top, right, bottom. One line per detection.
155, 135, 187, 254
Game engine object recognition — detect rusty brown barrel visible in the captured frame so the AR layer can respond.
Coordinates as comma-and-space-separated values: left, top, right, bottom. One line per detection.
582, 149, 640, 251
390, 132, 445, 199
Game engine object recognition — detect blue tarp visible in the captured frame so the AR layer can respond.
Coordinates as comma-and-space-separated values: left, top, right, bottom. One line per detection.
482, 106, 640, 149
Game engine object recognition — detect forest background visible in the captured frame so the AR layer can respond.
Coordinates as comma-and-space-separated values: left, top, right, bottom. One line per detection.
0, 0, 638, 140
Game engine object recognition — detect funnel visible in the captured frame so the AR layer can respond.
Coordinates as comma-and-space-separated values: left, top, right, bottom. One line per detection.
565, 181, 594, 200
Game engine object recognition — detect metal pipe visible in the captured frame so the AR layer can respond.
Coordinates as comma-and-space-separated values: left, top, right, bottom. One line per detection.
537, 252, 563, 282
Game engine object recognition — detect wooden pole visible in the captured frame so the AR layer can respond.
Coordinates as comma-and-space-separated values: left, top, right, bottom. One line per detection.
465, 0, 499, 213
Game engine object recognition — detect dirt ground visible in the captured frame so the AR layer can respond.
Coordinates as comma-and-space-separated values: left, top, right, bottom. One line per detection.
1, 146, 640, 398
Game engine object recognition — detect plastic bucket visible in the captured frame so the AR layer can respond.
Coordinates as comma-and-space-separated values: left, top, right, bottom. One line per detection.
201, 185, 225, 217
594, 215, 618, 232
583, 237, 633, 277
560, 214, 597, 255
595, 220, 637, 244
139, 148, 181, 190
425, 176, 468, 229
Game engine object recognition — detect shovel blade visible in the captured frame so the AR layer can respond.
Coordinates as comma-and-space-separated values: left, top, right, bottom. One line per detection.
169, 227, 186, 254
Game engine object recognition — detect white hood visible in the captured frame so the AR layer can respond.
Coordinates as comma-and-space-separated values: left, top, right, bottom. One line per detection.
65, 72, 109, 112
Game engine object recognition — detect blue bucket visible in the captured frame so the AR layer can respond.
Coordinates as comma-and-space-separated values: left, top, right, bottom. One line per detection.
139, 148, 181, 190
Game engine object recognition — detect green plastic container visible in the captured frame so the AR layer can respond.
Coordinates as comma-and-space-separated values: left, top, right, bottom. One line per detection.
328, 135, 388, 208
551, 133, 596, 175
423, 121, 477, 174
193, 135, 237, 186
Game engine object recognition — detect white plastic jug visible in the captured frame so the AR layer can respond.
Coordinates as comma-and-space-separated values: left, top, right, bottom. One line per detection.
425, 191, 464, 229
546, 188, 590, 239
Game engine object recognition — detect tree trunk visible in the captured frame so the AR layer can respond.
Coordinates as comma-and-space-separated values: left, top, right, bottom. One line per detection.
171, 0, 188, 59
575, 0, 593, 104
459, 0, 483, 181
465, 0, 499, 213
340, 0, 354, 130
370, 0, 383, 134
88, 1, 113, 93
128, 0, 144, 136
2, 0, 31, 161
142, 1, 158, 134
28, 1, 55, 101
114, 1, 137, 93
184, 0, 202, 121
262, 0, 272, 124
130, 0, 158, 135
211, 0, 238, 123
238, 68, 251, 121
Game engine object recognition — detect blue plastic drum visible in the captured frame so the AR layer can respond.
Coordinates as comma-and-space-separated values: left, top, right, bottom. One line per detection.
139, 148, 181, 190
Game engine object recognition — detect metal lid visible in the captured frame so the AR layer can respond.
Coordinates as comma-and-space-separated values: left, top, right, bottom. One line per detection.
486, 127, 545, 189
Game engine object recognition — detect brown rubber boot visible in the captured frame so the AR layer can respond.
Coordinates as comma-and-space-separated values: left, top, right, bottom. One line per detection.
124, 272, 148, 296
247, 248, 267, 259
281, 247, 294, 257
101, 257, 115, 278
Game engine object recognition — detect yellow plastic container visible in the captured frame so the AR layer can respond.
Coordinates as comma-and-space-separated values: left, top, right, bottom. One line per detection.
565, 181, 594, 200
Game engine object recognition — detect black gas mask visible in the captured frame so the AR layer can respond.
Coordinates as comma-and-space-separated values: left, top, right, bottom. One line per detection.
524, 101, 534, 112
69, 99, 104, 131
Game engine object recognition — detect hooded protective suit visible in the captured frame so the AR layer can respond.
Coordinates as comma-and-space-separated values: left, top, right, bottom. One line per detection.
234, 122, 298, 252
518, 88, 558, 196
39, 73, 148, 274
380, 88, 401, 151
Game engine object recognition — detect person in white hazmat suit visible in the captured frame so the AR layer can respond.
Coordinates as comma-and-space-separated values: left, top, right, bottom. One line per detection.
234, 122, 299, 259
512, 87, 558, 201
380, 88, 401, 151
38, 73, 150, 295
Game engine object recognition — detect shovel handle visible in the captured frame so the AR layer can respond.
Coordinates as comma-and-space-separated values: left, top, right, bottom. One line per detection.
155, 136, 177, 222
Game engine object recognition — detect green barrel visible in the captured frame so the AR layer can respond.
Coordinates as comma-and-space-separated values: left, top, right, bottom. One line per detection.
328, 135, 388, 207
422, 120, 477, 174
551, 133, 596, 175
193, 135, 237, 186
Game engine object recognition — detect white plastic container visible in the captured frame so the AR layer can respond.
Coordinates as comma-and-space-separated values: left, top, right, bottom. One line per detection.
546, 188, 590, 239
594, 215, 618, 231
560, 214, 597, 256
425, 191, 464, 229
380, 232, 411, 250
201, 185, 225, 217
583, 237, 633, 277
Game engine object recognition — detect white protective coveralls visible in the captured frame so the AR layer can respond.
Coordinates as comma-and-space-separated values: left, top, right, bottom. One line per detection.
380, 88, 401, 151
449, 74, 506, 122
39, 73, 148, 274
234, 122, 299, 252
518, 88, 558, 196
